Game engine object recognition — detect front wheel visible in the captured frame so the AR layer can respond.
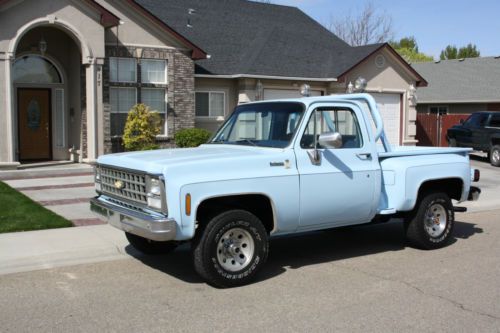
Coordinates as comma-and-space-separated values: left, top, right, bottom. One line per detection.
490, 145, 500, 167
192, 209, 269, 288
404, 192, 454, 250
125, 232, 177, 255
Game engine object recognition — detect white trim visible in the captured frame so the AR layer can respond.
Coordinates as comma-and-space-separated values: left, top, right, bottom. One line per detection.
105, 42, 187, 51
109, 57, 137, 84
140, 59, 168, 84
195, 90, 226, 118
195, 74, 338, 82
4, 54, 14, 162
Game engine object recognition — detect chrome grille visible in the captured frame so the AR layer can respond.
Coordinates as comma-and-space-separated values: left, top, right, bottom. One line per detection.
99, 166, 147, 205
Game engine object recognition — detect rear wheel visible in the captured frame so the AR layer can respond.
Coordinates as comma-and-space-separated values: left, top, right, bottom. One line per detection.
404, 192, 454, 250
192, 209, 269, 288
125, 232, 177, 255
490, 145, 500, 167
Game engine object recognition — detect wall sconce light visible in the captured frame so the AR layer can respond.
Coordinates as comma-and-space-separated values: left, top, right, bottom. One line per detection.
300, 84, 310, 97
347, 81, 354, 94
38, 36, 47, 55
408, 84, 417, 106
354, 77, 367, 92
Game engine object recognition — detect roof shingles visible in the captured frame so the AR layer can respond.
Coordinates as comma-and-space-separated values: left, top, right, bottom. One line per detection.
412, 57, 500, 103
134, 0, 380, 79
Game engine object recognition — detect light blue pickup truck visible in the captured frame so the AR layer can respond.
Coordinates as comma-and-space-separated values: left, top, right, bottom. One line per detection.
91, 94, 480, 287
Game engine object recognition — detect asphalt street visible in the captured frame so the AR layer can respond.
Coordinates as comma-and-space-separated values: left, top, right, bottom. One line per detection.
0, 155, 499, 332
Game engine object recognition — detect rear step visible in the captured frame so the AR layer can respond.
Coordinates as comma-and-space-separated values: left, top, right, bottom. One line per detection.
453, 206, 467, 213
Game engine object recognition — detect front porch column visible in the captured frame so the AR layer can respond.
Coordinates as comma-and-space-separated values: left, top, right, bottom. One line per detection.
96, 58, 104, 157
0, 52, 19, 168
84, 60, 98, 162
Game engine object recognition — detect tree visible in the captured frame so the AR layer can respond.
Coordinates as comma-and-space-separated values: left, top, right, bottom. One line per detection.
329, 2, 394, 46
440, 45, 458, 60
122, 104, 162, 151
458, 43, 480, 58
390, 36, 434, 63
440, 43, 480, 60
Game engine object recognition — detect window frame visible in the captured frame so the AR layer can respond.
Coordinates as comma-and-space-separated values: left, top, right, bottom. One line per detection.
299, 106, 364, 150
140, 59, 168, 85
195, 91, 226, 119
428, 105, 449, 115
109, 87, 138, 137
109, 57, 137, 84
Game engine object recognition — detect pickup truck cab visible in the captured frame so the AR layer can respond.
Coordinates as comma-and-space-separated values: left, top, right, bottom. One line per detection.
91, 94, 480, 287
447, 111, 500, 166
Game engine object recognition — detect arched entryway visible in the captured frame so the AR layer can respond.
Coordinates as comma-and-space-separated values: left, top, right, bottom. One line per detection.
12, 25, 83, 162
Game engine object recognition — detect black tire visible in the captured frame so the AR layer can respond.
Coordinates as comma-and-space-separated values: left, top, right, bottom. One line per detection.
490, 145, 500, 167
192, 209, 269, 288
125, 232, 177, 255
404, 192, 454, 250
448, 138, 457, 147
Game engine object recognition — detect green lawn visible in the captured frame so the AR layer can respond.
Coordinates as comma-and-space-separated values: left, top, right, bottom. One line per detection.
0, 181, 73, 233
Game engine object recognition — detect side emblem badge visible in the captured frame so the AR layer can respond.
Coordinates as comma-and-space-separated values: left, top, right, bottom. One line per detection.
114, 180, 125, 190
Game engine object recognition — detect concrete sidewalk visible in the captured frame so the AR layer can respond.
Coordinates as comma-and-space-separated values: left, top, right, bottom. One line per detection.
0, 224, 132, 275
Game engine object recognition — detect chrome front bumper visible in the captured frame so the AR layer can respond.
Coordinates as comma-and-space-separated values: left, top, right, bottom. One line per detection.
90, 196, 177, 241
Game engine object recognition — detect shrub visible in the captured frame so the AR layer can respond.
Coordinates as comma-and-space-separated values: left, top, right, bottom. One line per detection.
175, 128, 212, 148
122, 104, 162, 151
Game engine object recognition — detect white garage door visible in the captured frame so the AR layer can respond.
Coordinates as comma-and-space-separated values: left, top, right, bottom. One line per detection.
370, 93, 401, 145
263, 89, 322, 100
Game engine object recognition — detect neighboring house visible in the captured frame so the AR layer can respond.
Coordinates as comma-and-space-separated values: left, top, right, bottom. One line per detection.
0, 0, 427, 169
413, 57, 500, 146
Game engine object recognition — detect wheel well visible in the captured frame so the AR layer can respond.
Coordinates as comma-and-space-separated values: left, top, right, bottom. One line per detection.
196, 194, 275, 234
491, 138, 500, 146
418, 178, 463, 201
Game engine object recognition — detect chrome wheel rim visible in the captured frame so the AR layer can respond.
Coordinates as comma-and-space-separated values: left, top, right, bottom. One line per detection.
493, 150, 500, 163
424, 204, 447, 237
216, 227, 255, 272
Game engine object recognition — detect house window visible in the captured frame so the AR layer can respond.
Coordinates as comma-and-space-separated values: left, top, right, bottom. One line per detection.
429, 106, 448, 115
110, 87, 137, 136
141, 59, 167, 84
142, 88, 167, 135
109, 57, 137, 83
195, 92, 225, 117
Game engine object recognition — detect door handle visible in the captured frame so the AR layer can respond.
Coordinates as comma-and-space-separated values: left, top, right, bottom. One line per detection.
356, 153, 372, 160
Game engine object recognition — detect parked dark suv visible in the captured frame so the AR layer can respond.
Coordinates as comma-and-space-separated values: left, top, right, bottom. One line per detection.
447, 111, 500, 166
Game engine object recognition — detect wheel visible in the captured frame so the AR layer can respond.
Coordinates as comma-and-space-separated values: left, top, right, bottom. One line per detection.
490, 145, 500, 167
448, 138, 457, 147
192, 209, 269, 288
125, 232, 177, 255
404, 192, 454, 250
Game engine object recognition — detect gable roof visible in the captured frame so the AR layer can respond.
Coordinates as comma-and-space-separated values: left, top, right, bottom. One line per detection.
134, 0, 387, 79
412, 57, 500, 103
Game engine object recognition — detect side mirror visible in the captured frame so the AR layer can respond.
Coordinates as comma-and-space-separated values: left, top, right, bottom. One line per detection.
318, 132, 343, 149
459, 119, 464, 125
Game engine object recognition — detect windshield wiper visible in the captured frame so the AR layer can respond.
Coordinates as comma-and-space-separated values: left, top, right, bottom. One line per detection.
235, 139, 258, 147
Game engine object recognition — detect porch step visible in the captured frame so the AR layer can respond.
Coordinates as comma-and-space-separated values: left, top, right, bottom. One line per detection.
0, 163, 93, 181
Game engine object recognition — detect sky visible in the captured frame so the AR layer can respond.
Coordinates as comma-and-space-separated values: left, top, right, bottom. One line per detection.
269, 0, 500, 59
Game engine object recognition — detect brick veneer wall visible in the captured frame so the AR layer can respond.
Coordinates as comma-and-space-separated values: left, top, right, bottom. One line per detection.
103, 46, 195, 153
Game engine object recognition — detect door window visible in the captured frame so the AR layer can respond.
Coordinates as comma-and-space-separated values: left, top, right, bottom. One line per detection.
300, 108, 363, 149
464, 113, 488, 128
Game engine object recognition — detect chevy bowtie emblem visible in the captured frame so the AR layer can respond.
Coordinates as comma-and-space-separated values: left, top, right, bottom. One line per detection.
114, 180, 125, 190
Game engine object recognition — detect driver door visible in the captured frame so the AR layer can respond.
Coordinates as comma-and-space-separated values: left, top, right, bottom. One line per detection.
295, 103, 380, 230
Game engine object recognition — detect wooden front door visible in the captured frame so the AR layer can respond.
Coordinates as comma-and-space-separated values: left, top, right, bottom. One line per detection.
18, 88, 52, 161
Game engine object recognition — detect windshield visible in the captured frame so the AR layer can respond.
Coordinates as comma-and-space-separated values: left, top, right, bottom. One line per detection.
210, 102, 305, 148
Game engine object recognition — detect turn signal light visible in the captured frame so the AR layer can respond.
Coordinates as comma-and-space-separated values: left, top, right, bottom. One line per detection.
185, 194, 191, 216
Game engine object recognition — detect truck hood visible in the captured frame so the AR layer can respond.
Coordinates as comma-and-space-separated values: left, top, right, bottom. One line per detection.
97, 144, 294, 178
